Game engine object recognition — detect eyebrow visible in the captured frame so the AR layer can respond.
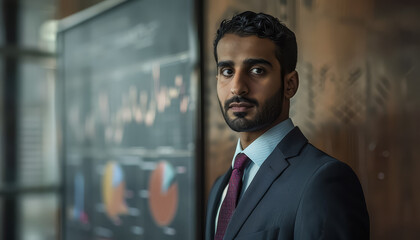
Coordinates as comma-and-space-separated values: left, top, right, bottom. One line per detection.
217, 58, 273, 69
217, 60, 234, 69
243, 58, 273, 68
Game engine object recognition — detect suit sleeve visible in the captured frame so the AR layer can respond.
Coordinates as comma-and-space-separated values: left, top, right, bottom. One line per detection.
294, 160, 370, 240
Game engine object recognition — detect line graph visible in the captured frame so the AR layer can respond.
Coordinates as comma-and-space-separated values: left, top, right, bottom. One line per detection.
66, 56, 194, 145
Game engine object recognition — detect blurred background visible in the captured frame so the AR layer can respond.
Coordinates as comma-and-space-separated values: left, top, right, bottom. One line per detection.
0, 0, 419, 239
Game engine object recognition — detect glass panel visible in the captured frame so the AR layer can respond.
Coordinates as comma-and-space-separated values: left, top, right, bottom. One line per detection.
17, 59, 58, 187
19, 0, 58, 52
19, 194, 58, 240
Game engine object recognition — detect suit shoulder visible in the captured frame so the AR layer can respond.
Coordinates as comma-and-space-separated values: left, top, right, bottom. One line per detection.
294, 145, 370, 239
291, 143, 345, 175
303, 143, 358, 177
303, 143, 337, 162
292, 143, 364, 199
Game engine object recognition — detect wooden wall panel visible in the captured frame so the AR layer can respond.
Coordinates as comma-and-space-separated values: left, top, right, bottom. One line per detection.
204, 0, 420, 239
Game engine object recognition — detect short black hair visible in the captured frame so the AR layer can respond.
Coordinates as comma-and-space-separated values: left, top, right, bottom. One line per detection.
214, 11, 297, 76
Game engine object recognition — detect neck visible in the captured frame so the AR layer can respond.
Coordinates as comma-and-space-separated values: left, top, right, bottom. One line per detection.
239, 132, 260, 150
239, 115, 288, 149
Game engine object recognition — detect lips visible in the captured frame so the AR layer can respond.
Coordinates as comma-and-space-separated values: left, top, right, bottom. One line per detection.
229, 102, 254, 112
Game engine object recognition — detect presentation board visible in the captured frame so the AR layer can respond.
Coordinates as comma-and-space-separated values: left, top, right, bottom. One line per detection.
58, 0, 199, 239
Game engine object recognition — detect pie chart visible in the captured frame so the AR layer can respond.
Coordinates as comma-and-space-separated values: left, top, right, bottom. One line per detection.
102, 161, 128, 224
148, 161, 178, 226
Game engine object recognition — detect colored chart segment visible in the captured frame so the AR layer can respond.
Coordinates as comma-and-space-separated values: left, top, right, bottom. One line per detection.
102, 162, 129, 224
148, 161, 178, 226
73, 172, 89, 224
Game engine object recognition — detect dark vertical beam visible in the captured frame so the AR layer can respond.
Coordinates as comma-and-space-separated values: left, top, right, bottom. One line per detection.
194, 0, 205, 239
1, 0, 19, 240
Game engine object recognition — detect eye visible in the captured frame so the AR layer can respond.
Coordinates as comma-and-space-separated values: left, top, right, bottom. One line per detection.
221, 68, 234, 77
250, 67, 265, 75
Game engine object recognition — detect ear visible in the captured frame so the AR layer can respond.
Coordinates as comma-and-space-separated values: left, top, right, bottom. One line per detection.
283, 70, 299, 99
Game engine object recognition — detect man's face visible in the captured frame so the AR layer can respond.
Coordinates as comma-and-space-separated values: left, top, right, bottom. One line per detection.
216, 34, 285, 132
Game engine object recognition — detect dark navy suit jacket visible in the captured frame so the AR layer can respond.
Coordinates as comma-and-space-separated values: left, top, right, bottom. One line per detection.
205, 127, 369, 240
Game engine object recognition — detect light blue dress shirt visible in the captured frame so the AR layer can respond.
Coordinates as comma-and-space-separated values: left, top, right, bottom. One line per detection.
215, 118, 295, 230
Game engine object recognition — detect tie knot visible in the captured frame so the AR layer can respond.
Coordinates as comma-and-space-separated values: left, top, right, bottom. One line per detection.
233, 153, 249, 172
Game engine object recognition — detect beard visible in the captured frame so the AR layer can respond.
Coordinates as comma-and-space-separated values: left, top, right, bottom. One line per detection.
218, 86, 284, 132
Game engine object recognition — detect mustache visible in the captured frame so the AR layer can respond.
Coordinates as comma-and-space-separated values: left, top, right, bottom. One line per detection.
224, 96, 259, 111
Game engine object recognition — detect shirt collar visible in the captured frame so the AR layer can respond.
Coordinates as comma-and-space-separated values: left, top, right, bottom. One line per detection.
232, 118, 295, 168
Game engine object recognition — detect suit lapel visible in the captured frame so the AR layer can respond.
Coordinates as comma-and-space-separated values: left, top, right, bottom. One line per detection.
222, 147, 288, 239
223, 127, 308, 239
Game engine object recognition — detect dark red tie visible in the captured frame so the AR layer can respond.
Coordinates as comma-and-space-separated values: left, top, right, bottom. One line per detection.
214, 153, 249, 240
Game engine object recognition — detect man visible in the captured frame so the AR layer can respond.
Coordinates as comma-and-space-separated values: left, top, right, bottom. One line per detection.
205, 11, 369, 240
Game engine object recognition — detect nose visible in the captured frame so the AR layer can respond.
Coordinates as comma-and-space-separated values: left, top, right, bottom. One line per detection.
230, 71, 248, 96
